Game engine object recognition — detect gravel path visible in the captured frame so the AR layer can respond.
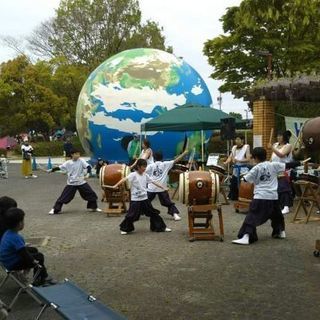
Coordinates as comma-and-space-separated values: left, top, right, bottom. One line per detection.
0, 164, 319, 320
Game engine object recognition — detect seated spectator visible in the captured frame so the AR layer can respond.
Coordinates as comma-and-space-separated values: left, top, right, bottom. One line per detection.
0, 196, 17, 241
0, 208, 55, 286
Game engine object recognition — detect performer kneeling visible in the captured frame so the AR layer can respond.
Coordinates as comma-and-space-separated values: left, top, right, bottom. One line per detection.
146, 150, 188, 221
110, 159, 171, 235
48, 149, 101, 214
232, 147, 300, 245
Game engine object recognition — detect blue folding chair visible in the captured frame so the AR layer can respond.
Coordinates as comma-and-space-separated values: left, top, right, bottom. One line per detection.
32, 279, 127, 320
0, 262, 43, 311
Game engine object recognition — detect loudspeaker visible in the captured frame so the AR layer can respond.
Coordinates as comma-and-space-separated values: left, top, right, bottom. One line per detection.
220, 118, 236, 140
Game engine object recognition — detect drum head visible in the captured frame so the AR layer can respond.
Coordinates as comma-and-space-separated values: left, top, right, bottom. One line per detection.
99, 165, 106, 188
210, 171, 220, 203
123, 164, 131, 190
179, 172, 189, 204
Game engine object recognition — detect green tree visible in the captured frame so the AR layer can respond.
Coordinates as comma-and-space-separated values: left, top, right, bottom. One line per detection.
28, 0, 171, 69
203, 0, 320, 97
50, 58, 89, 130
229, 112, 242, 120
0, 56, 68, 139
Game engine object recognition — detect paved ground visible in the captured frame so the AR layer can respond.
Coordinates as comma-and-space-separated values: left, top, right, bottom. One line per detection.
0, 164, 319, 320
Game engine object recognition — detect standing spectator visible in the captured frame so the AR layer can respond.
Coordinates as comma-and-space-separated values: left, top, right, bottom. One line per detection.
63, 137, 73, 159
127, 134, 140, 164
95, 158, 108, 178
21, 138, 37, 179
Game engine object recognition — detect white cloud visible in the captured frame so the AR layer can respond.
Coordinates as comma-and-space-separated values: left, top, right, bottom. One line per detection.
92, 82, 186, 113
0, 0, 248, 116
89, 111, 156, 135
191, 85, 203, 96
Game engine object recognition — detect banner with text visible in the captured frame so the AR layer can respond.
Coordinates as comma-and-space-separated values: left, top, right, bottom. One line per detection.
284, 116, 310, 144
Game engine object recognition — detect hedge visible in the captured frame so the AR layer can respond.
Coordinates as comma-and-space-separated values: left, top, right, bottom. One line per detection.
12, 138, 85, 157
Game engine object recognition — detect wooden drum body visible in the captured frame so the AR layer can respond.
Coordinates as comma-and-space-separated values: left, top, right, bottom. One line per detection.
169, 164, 189, 184
238, 181, 254, 203
302, 117, 320, 151
100, 164, 130, 190
297, 173, 320, 187
209, 165, 226, 176
179, 171, 220, 205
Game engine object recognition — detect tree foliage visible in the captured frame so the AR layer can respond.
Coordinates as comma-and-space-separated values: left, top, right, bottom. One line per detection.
27, 0, 170, 69
229, 112, 242, 120
203, 0, 320, 98
0, 0, 171, 138
0, 56, 85, 138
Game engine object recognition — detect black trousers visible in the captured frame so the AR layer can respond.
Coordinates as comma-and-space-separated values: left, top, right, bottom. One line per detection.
11, 247, 48, 281
120, 199, 167, 233
278, 177, 293, 209
228, 175, 239, 200
53, 183, 98, 213
237, 199, 285, 243
147, 191, 179, 216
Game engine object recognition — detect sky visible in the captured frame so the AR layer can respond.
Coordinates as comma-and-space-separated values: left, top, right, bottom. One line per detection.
0, 0, 249, 117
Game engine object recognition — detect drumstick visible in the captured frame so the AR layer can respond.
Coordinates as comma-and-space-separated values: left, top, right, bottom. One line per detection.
293, 128, 303, 150
269, 128, 274, 145
301, 157, 311, 164
37, 164, 50, 172
103, 185, 115, 189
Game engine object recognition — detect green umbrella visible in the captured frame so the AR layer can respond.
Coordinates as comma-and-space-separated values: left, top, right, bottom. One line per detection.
141, 104, 245, 164
141, 104, 245, 132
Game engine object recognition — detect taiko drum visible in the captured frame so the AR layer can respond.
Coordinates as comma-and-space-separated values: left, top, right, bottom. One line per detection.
179, 170, 220, 205
238, 181, 254, 202
100, 164, 130, 190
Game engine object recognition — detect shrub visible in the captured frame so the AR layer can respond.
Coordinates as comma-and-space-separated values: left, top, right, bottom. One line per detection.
0, 148, 8, 156
12, 137, 86, 157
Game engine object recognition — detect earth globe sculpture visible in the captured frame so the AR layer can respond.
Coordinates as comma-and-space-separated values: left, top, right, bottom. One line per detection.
76, 48, 212, 162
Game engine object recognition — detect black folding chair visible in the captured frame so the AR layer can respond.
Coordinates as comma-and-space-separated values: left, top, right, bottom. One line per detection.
31, 279, 127, 320
0, 262, 43, 311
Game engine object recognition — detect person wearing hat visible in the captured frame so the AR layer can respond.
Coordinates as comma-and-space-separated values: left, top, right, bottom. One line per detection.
127, 134, 140, 164
21, 138, 37, 179
47, 149, 101, 215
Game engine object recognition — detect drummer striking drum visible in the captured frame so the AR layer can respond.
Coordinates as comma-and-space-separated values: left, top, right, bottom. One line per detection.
232, 147, 301, 245
146, 150, 188, 221
268, 130, 293, 215
224, 134, 250, 200
109, 159, 172, 235
48, 149, 101, 215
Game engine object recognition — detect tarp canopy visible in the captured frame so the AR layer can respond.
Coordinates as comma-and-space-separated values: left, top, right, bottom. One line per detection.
141, 104, 245, 132
0, 136, 17, 149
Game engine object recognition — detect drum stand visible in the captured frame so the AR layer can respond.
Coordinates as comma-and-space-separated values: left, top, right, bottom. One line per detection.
187, 201, 224, 242
234, 199, 251, 213
102, 186, 128, 216
292, 180, 320, 223
234, 166, 251, 213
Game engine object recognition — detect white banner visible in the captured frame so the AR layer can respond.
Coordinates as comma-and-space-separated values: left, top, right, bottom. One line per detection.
284, 116, 310, 143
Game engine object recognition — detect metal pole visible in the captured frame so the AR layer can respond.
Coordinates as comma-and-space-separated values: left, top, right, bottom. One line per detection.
267, 53, 272, 80
201, 130, 204, 169
217, 92, 222, 110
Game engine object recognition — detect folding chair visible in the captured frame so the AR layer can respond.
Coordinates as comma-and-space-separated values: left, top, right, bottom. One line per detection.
0, 262, 43, 311
32, 279, 127, 320
0, 299, 8, 319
